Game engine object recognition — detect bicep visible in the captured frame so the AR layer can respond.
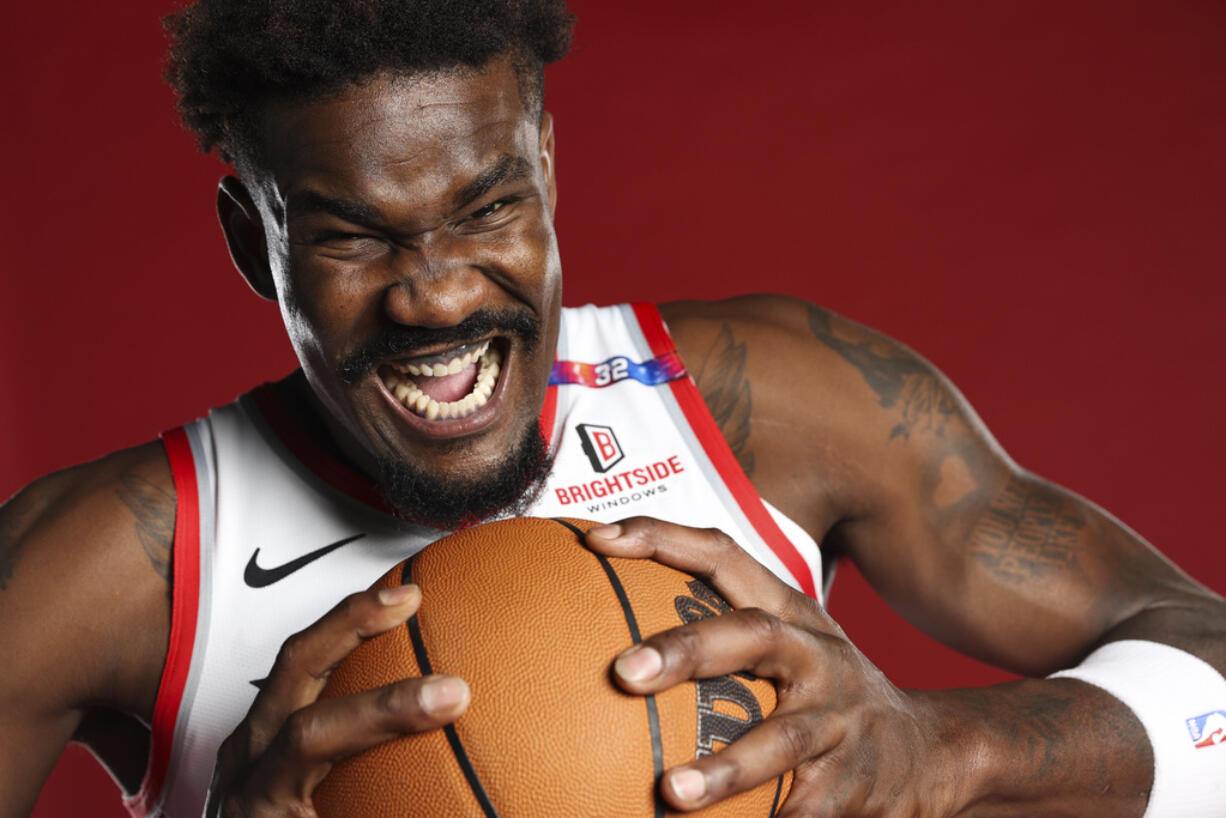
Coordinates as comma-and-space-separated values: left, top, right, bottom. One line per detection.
0, 482, 90, 816
667, 296, 1214, 676
845, 464, 1202, 675
0, 682, 84, 818
808, 312, 1211, 675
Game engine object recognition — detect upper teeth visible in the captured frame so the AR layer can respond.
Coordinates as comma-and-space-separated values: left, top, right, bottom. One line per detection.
382, 341, 502, 420
393, 341, 490, 377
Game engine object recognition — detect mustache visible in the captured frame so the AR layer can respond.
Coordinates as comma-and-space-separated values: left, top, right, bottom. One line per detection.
338, 308, 541, 385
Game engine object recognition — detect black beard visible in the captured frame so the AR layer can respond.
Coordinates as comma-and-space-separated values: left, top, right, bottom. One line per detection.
374, 419, 552, 530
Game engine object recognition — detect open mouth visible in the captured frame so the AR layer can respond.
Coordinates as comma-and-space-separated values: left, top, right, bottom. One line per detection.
379, 339, 504, 421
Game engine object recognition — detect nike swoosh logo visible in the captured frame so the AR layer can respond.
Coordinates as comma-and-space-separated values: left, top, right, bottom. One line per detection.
244, 533, 367, 588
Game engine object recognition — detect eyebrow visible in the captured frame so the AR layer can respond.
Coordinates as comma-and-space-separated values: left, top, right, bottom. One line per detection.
285, 190, 386, 228
283, 154, 534, 229
453, 154, 533, 210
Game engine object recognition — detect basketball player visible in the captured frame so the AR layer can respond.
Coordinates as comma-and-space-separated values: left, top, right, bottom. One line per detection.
2, 2, 1224, 817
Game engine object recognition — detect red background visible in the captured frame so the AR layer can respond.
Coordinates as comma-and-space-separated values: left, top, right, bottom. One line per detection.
6, 1, 1223, 814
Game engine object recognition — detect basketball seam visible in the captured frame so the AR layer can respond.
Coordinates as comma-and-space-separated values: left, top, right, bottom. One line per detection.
402, 558, 501, 818
550, 518, 666, 818
769, 773, 783, 817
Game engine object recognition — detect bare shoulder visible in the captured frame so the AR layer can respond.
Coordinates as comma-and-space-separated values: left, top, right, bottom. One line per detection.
0, 441, 174, 812
660, 293, 814, 354
0, 439, 174, 723
660, 293, 939, 418
659, 294, 827, 435
659, 294, 988, 537
660, 297, 1223, 679
658, 295, 811, 479
662, 298, 892, 534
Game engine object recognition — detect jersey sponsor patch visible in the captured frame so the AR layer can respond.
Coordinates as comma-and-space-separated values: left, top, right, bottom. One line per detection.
553, 454, 686, 514
549, 352, 686, 388
1187, 710, 1226, 748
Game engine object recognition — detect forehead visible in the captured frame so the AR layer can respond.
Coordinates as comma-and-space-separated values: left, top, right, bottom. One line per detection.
256, 60, 536, 215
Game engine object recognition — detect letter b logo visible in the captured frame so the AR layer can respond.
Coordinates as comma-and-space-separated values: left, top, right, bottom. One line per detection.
577, 423, 625, 472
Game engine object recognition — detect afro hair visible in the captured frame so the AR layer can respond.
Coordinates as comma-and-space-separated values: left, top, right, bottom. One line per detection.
164, 0, 575, 164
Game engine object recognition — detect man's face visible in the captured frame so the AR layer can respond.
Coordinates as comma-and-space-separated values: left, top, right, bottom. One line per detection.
238, 59, 561, 525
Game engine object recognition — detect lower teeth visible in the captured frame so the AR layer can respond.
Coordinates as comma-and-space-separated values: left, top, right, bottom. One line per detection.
384, 346, 502, 420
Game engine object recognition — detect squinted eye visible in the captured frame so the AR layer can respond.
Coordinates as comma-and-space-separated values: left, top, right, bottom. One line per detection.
316, 232, 375, 244
471, 199, 515, 220
472, 201, 504, 219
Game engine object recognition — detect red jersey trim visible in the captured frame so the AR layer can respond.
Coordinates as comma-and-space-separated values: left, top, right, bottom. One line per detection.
630, 303, 818, 599
249, 383, 398, 516
540, 383, 559, 448
126, 427, 202, 817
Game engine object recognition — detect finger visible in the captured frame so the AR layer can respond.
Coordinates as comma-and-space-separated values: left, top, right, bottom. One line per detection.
245, 584, 423, 754
249, 673, 470, 803
612, 608, 829, 694
660, 709, 840, 812
586, 516, 816, 620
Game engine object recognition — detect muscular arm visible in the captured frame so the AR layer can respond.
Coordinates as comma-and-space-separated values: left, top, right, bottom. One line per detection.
662, 294, 1226, 815
0, 442, 172, 817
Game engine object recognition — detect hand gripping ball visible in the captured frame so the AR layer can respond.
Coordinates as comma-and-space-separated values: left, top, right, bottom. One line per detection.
314, 517, 790, 817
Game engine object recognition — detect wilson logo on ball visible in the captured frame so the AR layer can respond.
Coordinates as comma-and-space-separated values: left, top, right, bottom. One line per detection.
577, 423, 625, 472
674, 578, 764, 756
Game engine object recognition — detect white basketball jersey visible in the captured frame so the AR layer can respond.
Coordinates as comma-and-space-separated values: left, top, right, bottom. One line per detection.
124, 303, 823, 817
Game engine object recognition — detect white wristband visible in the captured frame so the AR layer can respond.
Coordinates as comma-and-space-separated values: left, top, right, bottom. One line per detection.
1049, 639, 1226, 818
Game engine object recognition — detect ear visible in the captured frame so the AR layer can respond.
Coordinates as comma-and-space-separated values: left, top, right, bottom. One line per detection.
217, 176, 277, 301
539, 111, 557, 218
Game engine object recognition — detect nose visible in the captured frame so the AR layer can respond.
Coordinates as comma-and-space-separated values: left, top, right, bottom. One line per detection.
381, 235, 493, 329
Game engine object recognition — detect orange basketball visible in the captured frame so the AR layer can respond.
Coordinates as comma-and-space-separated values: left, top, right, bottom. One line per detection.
314, 516, 790, 817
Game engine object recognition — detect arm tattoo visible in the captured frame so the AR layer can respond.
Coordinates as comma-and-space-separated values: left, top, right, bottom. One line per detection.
807, 304, 959, 441
950, 685, 1076, 782
116, 474, 175, 581
1011, 691, 1075, 782
968, 476, 1083, 584
693, 323, 756, 477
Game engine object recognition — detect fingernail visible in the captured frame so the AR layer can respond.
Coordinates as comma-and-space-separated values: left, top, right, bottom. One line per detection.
614, 645, 662, 682
669, 768, 707, 803
378, 583, 420, 606
420, 676, 469, 715
588, 523, 622, 540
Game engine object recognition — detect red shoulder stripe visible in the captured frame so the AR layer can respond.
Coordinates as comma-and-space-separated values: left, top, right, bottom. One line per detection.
126, 427, 201, 817
539, 382, 559, 449
630, 303, 817, 599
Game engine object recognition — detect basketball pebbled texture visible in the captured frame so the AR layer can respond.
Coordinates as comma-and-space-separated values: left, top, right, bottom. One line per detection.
314, 517, 790, 817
